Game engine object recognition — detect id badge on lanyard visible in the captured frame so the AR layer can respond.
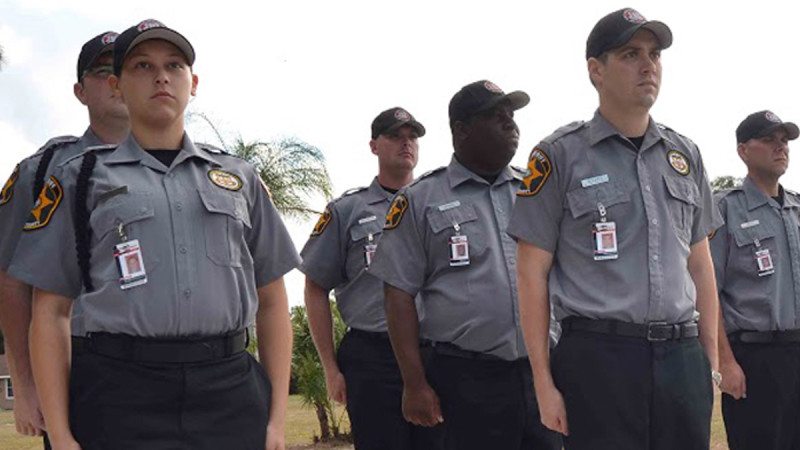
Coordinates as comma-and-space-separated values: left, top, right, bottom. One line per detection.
364, 233, 377, 267
114, 223, 148, 290
449, 222, 470, 267
592, 202, 619, 261
753, 238, 775, 277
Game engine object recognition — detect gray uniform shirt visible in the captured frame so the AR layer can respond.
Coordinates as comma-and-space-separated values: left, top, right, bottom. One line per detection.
710, 177, 800, 332
0, 129, 100, 270
369, 156, 532, 361
9, 133, 300, 337
507, 111, 720, 324
299, 178, 394, 332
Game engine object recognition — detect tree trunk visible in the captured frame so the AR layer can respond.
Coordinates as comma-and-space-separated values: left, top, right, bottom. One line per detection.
315, 401, 331, 441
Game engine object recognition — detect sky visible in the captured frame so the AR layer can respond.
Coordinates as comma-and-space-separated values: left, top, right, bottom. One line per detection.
2, 0, 799, 306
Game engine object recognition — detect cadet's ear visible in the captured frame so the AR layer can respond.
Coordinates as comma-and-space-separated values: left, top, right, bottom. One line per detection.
737, 142, 748, 163
191, 73, 199, 96
452, 120, 470, 142
369, 139, 379, 156
587, 57, 603, 88
74, 82, 88, 105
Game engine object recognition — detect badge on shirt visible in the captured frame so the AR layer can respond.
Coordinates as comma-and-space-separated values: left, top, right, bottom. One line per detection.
0, 164, 19, 206
518, 148, 552, 197
384, 194, 408, 230
667, 150, 691, 176
114, 239, 148, 290
755, 248, 775, 277
23, 176, 63, 231
311, 207, 332, 237
208, 169, 243, 191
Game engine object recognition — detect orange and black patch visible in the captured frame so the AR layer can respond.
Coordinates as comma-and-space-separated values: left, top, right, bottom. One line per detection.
518, 148, 552, 197
311, 208, 332, 237
384, 194, 408, 230
0, 165, 19, 206
23, 176, 62, 231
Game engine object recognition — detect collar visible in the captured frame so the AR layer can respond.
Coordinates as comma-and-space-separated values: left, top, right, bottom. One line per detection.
446, 155, 515, 188
366, 177, 393, 204
80, 127, 103, 148
587, 110, 666, 152
741, 176, 773, 211
104, 133, 218, 170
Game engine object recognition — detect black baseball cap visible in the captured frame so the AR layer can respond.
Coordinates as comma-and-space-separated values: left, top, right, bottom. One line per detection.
736, 110, 799, 143
77, 31, 118, 81
113, 19, 195, 76
448, 80, 529, 124
586, 8, 672, 60
371, 107, 426, 139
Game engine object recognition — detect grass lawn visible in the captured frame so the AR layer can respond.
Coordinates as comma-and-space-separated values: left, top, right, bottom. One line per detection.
1, 394, 728, 449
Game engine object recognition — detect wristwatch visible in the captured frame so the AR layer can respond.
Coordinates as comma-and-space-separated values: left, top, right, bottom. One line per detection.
711, 370, 722, 387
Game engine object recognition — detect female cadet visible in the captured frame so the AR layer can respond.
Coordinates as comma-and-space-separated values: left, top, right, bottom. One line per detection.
9, 19, 299, 450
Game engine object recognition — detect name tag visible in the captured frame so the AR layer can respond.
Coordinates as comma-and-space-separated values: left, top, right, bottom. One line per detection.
358, 215, 377, 224
581, 174, 609, 188
740, 220, 760, 229
438, 200, 461, 211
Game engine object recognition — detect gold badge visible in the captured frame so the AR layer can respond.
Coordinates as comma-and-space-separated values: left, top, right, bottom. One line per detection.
208, 169, 243, 191
667, 150, 690, 176
518, 148, 552, 197
23, 176, 62, 231
384, 194, 408, 230
0, 165, 19, 206
311, 208, 332, 237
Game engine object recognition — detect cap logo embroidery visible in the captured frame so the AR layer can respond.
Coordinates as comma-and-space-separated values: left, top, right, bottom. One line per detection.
137, 19, 165, 32
311, 208, 332, 237
394, 109, 411, 121
623, 9, 647, 24
484, 81, 503, 94
384, 194, 408, 230
765, 111, 781, 123
0, 164, 19, 206
101, 32, 118, 44
518, 148, 552, 197
667, 150, 691, 176
23, 176, 62, 231
208, 169, 243, 191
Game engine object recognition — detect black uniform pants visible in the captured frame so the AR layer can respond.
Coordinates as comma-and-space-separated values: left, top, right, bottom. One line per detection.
723, 342, 800, 450
427, 351, 562, 450
337, 330, 443, 450
69, 350, 270, 450
552, 330, 712, 450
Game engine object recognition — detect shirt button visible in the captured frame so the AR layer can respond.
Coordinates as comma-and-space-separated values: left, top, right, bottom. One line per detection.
652, 254, 659, 261
183, 289, 192, 297
176, 202, 183, 211
140, 207, 148, 213
645, 185, 652, 192
651, 218, 658, 225
179, 246, 187, 254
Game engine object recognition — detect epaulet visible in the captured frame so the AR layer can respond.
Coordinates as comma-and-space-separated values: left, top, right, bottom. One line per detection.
714, 188, 741, 200
408, 166, 446, 188
542, 121, 586, 144
59, 144, 116, 167
786, 188, 799, 197
657, 122, 697, 146
341, 186, 368, 197
32, 135, 80, 156
510, 165, 527, 181
196, 142, 230, 155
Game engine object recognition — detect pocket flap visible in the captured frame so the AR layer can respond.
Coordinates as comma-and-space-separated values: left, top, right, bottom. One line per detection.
198, 189, 251, 228
91, 196, 155, 235
426, 203, 478, 233
566, 181, 630, 219
664, 176, 700, 206
732, 222, 776, 247
350, 217, 383, 241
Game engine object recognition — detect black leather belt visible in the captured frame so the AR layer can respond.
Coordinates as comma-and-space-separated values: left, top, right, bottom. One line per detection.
562, 317, 699, 342
431, 342, 507, 362
349, 328, 390, 340
729, 329, 800, 344
72, 330, 248, 364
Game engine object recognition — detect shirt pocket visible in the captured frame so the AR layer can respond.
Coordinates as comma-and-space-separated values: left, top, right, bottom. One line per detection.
565, 181, 631, 220
663, 175, 700, 242
346, 218, 383, 277
425, 203, 487, 267
198, 189, 252, 267
89, 194, 160, 281
731, 222, 777, 275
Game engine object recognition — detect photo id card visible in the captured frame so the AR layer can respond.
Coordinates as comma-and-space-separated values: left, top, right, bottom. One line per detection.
364, 243, 377, 267
449, 234, 470, 267
593, 221, 619, 261
114, 239, 148, 290
755, 248, 775, 277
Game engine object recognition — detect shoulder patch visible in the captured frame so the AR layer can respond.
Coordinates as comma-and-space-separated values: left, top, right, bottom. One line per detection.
208, 169, 243, 191
667, 150, 691, 176
1, 164, 20, 206
34, 135, 80, 156
23, 176, 63, 231
384, 194, 408, 230
342, 186, 368, 197
518, 148, 552, 197
196, 142, 229, 155
542, 121, 586, 144
311, 207, 332, 237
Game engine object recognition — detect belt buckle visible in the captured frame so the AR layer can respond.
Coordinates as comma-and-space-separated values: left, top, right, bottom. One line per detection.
646, 321, 669, 342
